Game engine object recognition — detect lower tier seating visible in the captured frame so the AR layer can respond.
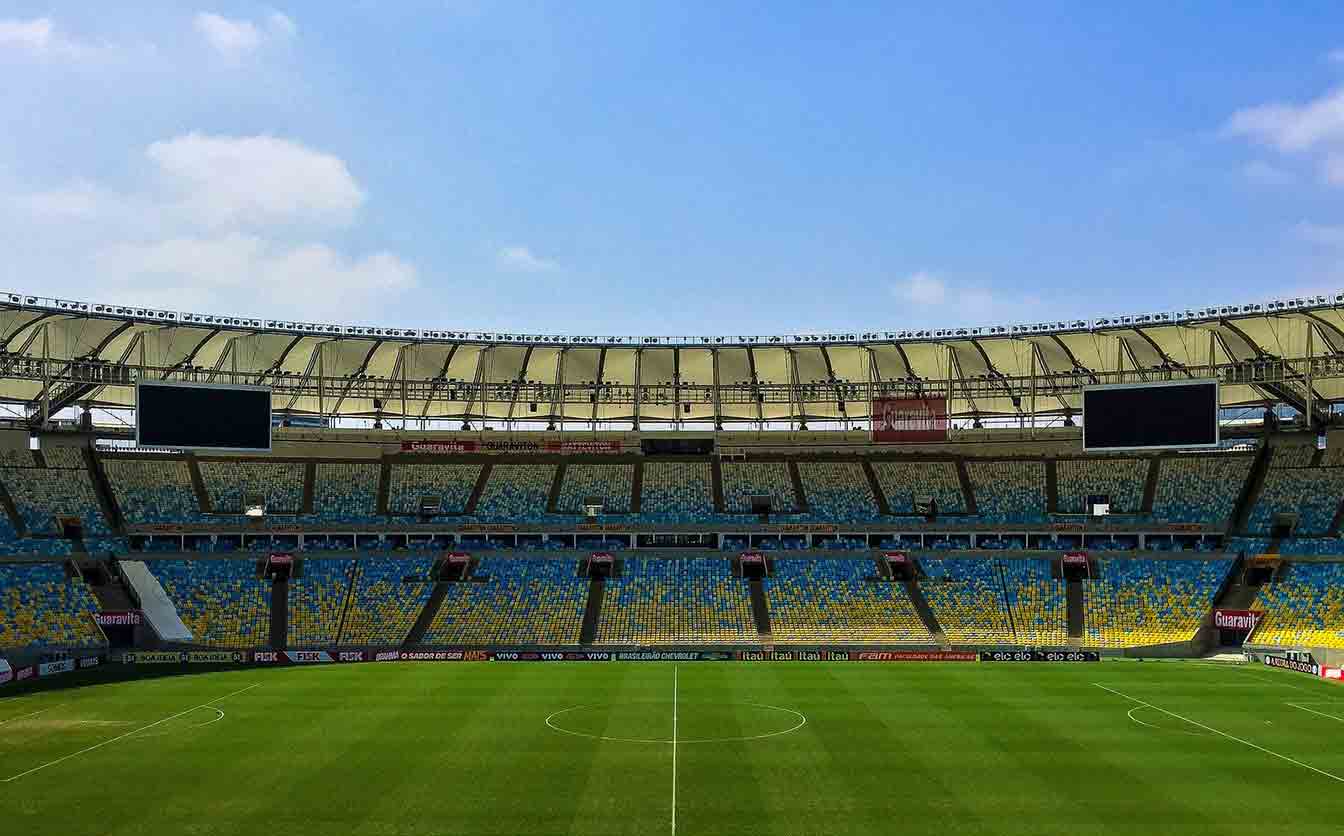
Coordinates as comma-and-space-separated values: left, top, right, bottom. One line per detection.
1253, 562, 1344, 649
423, 558, 585, 645
1082, 558, 1230, 648
339, 556, 438, 645
596, 558, 756, 645
150, 559, 272, 648
0, 561, 106, 650
920, 557, 1015, 644
288, 558, 356, 646
765, 559, 931, 644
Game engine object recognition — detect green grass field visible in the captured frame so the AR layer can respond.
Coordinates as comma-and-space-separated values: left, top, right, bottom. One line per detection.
3, 661, 1344, 835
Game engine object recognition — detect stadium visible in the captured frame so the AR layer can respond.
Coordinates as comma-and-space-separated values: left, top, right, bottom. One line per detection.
3, 288, 1344, 834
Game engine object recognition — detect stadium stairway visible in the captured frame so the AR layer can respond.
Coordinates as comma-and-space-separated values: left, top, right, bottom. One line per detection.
301, 463, 316, 515
860, 461, 893, 516
786, 461, 811, 515
186, 457, 214, 513
1231, 442, 1272, 533
1193, 553, 1262, 653
83, 448, 124, 533
1045, 459, 1059, 513
630, 460, 644, 514
376, 464, 391, 515
954, 459, 979, 515
903, 577, 947, 646
463, 464, 493, 515
270, 578, 288, 649
80, 559, 137, 613
710, 459, 726, 513
578, 576, 606, 644
545, 463, 566, 514
1141, 459, 1160, 513
0, 477, 25, 535
1066, 580, 1084, 643
404, 566, 453, 646
748, 578, 772, 637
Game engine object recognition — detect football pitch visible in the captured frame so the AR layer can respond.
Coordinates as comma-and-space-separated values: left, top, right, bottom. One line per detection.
2, 661, 1343, 835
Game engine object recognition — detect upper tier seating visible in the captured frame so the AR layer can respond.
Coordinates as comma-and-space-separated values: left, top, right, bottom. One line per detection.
0, 561, 105, 650
104, 458, 209, 525
765, 558, 931, 644
474, 465, 556, 521
312, 463, 379, 523
1056, 458, 1147, 515
1253, 562, 1344, 649
1152, 455, 1253, 527
287, 558, 356, 646
556, 464, 634, 514
1082, 558, 1230, 648
150, 559, 271, 647
199, 461, 303, 514
1249, 466, 1344, 536
387, 464, 481, 516
871, 460, 966, 514
596, 557, 755, 644
641, 462, 715, 522
423, 558, 585, 645
0, 460, 111, 535
340, 556, 437, 645
721, 462, 798, 513
920, 557, 1014, 644
797, 462, 881, 522
1001, 559, 1067, 646
966, 461, 1047, 524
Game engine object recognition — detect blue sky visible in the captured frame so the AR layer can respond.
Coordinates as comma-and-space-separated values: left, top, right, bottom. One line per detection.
3, 2, 1344, 335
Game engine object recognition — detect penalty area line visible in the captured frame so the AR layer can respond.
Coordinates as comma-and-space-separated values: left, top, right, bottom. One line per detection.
1, 683, 261, 784
0, 704, 63, 726
1094, 683, 1344, 784
1288, 703, 1344, 723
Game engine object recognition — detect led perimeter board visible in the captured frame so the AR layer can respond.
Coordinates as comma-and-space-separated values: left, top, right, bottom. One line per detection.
1082, 379, 1219, 452
136, 381, 273, 452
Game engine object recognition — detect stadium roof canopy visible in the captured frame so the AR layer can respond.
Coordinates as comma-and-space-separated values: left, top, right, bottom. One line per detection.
3, 289, 1343, 427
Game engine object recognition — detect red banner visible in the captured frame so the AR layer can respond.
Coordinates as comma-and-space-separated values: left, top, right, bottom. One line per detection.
446, 552, 471, 563
590, 552, 615, 563
740, 552, 765, 563
871, 397, 949, 443
401, 440, 621, 455
93, 610, 143, 627
1213, 609, 1262, 631
268, 553, 294, 565
883, 551, 909, 563
1062, 552, 1089, 565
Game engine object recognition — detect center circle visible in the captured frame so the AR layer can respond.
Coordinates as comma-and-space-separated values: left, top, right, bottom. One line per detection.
545, 701, 806, 744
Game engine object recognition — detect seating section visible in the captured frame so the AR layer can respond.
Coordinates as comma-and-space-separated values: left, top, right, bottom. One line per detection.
312, 463, 379, 523
474, 465, 557, 520
150, 559, 271, 647
0, 562, 105, 650
967, 461, 1047, 523
1082, 558, 1230, 648
287, 558, 356, 646
797, 462, 881, 522
722, 462, 798, 513
1152, 456, 1253, 526
596, 558, 755, 644
641, 462, 715, 521
1056, 458, 1147, 515
199, 461, 304, 514
871, 460, 966, 514
104, 458, 209, 524
387, 464, 481, 515
556, 464, 634, 514
1001, 559, 1067, 646
0, 460, 111, 535
920, 558, 1014, 644
765, 559, 931, 644
340, 556, 438, 645
1253, 562, 1344, 649
1249, 466, 1344, 536
1269, 444, 1317, 469
423, 558, 585, 645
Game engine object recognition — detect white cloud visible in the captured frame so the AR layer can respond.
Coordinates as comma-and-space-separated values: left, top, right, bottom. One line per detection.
893, 271, 946, 305
1296, 221, 1344, 247
193, 11, 295, 59
0, 17, 119, 59
95, 234, 417, 319
498, 245, 559, 272
146, 133, 365, 227
1242, 160, 1295, 186
1224, 87, 1344, 153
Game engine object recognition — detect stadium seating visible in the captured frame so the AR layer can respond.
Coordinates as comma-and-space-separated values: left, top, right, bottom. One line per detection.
1249, 465, 1344, 536
870, 460, 966, 514
474, 465, 557, 521
765, 559, 931, 644
1253, 562, 1344, 649
312, 463, 380, 523
150, 559, 271, 647
640, 462, 715, 522
966, 461, 1047, 523
1082, 558, 1230, 648
387, 464, 481, 516
0, 463, 111, 535
0, 561, 105, 650
596, 558, 756, 644
920, 558, 1014, 644
287, 558, 356, 646
199, 461, 304, 514
1277, 538, 1344, 556
1055, 457, 1147, 515
423, 558, 585, 645
103, 458, 209, 525
340, 556, 438, 645
1152, 455, 1253, 526
796, 462, 881, 522
556, 464, 634, 514
1001, 559, 1068, 646
721, 462, 798, 513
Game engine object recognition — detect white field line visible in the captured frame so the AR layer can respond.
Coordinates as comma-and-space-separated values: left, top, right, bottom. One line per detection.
0, 704, 62, 726
1094, 683, 1344, 784
1125, 705, 1205, 737
671, 665, 678, 836
1287, 703, 1344, 723
543, 702, 805, 744
2, 683, 260, 783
